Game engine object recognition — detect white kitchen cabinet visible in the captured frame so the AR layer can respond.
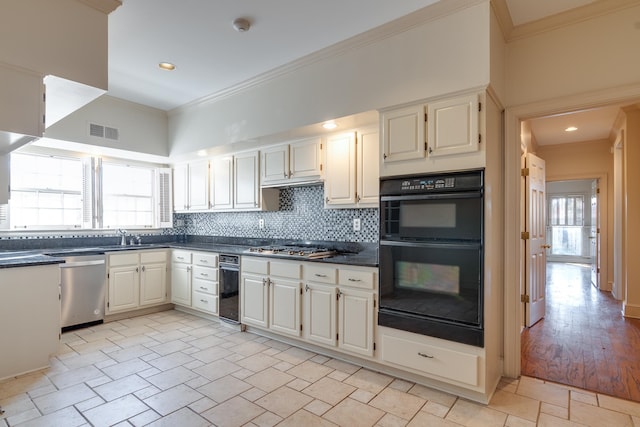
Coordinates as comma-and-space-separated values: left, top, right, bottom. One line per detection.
0, 264, 60, 380
261, 137, 322, 187
380, 91, 485, 177
171, 250, 192, 306
210, 155, 234, 210
173, 160, 209, 212
234, 151, 260, 210
303, 263, 377, 357
324, 129, 379, 208
191, 253, 219, 315
381, 104, 426, 164
427, 93, 479, 157
241, 257, 302, 337
107, 250, 168, 314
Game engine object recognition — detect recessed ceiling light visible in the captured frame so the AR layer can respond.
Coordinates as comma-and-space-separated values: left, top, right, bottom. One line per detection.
158, 62, 176, 71
197, 150, 207, 157
232, 18, 251, 32
565, 126, 578, 132
322, 121, 337, 130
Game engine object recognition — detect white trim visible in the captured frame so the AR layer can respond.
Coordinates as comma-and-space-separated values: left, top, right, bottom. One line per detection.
503, 82, 640, 379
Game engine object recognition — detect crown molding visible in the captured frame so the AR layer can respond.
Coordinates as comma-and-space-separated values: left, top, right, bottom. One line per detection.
490, 0, 514, 41
507, 0, 639, 41
169, 0, 485, 116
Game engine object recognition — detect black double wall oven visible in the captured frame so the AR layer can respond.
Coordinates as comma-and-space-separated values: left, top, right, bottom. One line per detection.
378, 169, 484, 347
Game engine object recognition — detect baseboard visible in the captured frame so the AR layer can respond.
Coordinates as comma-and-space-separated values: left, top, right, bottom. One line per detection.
622, 302, 640, 319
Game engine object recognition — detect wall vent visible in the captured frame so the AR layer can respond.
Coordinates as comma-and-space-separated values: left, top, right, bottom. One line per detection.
89, 122, 119, 141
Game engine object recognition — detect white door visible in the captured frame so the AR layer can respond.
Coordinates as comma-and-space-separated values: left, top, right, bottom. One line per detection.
381, 104, 426, 163
140, 262, 167, 306
210, 156, 234, 210
590, 179, 600, 288
108, 265, 139, 313
188, 160, 210, 210
324, 132, 356, 206
524, 153, 547, 327
234, 151, 260, 210
290, 138, 322, 180
170, 262, 191, 306
261, 144, 289, 184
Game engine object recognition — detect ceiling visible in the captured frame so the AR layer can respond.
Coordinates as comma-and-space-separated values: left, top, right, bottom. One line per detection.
105, 0, 625, 145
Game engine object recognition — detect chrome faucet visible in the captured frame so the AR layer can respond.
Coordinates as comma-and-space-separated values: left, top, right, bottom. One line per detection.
117, 229, 128, 246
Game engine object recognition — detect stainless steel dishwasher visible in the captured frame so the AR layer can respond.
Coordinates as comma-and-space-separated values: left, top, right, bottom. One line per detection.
58, 254, 107, 330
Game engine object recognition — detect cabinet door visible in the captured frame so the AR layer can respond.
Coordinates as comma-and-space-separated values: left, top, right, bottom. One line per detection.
324, 132, 356, 207
427, 94, 479, 157
188, 160, 209, 210
261, 144, 289, 185
173, 163, 188, 211
108, 265, 139, 313
357, 129, 380, 206
210, 156, 234, 210
269, 278, 301, 337
240, 274, 268, 328
140, 262, 167, 306
290, 137, 322, 181
234, 151, 260, 210
381, 104, 426, 163
171, 262, 191, 306
304, 283, 337, 347
338, 288, 375, 357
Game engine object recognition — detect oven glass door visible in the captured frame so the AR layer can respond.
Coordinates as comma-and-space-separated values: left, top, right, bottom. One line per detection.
379, 240, 482, 327
381, 193, 482, 241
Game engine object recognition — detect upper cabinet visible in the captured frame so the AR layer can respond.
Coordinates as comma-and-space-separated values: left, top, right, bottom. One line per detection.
234, 151, 261, 210
173, 160, 209, 212
210, 155, 234, 211
324, 129, 379, 209
380, 91, 484, 177
261, 137, 322, 187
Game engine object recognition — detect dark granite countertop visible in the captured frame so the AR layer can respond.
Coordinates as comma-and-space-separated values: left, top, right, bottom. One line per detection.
0, 237, 378, 268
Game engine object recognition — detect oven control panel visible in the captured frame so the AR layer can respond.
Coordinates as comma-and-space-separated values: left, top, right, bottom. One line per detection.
400, 177, 455, 191
380, 170, 483, 195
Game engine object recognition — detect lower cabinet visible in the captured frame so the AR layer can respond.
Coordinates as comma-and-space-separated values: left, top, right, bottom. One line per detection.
171, 249, 219, 315
241, 256, 377, 358
107, 250, 167, 314
240, 257, 302, 338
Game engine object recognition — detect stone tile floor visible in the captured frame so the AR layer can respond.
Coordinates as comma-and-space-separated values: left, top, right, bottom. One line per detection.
1, 309, 640, 426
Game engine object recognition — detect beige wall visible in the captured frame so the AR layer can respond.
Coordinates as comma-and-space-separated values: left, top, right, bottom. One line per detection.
505, 4, 640, 107
535, 140, 614, 290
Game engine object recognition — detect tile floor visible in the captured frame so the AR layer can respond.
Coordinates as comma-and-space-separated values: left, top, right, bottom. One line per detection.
1, 309, 640, 427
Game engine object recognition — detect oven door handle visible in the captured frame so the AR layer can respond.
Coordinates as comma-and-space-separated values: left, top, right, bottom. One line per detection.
380, 190, 482, 202
379, 239, 482, 250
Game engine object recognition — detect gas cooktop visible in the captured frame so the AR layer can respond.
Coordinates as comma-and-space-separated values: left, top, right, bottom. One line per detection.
244, 245, 337, 259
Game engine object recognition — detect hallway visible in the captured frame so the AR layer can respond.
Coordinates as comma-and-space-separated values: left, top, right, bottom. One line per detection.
521, 262, 640, 402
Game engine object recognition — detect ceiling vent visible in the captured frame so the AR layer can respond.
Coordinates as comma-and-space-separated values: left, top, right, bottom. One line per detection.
89, 122, 119, 141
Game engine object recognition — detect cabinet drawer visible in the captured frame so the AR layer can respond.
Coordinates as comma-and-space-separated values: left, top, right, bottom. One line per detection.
304, 264, 337, 284
242, 257, 269, 275
338, 268, 376, 290
193, 278, 217, 295
108, 252, 139, 267
141, 251, 166, 264
192, 265, 217, 282
192, 291, 218, 314
270, 261, 302, 279
193, 252, 218, 268
172, 250, 192, 264
381, 333, 478, 386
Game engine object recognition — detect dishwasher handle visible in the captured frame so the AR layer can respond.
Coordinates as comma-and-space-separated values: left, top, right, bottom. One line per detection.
60, 259, 106, 268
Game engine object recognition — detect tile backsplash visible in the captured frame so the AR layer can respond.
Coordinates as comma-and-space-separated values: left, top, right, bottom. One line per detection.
170, 185, 379, 243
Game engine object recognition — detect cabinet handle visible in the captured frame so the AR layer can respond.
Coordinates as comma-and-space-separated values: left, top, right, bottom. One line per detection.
315, 273, 327, 278
142, 266, 146, 272
200, 286, 208, 290
356, 194, 361, 203
418, 352, 434, 359
325, 197, 329, 203
383, 153, 387, 159
136, 267, 139, 273
200, 273, 208, 277
262, 278, 267, 286
177, 256, 184, 260
428, 146, 433, 154
283, 172, 287, 178
337, 289, 342, 299
288, 171, 293, 178
187, 266, 191, 272
200, 299, 208, 303
347, 278, 362, 282
305, 284, 310, 292
199, 259, 207, 263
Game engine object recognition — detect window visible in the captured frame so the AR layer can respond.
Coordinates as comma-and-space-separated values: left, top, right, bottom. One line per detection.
102, 162, 154, 228
4, 151, 171, 231
548, 195, 585, 257
9, 153, 84, 229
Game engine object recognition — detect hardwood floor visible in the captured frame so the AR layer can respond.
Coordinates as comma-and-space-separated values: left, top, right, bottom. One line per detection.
521, 262, 640, 402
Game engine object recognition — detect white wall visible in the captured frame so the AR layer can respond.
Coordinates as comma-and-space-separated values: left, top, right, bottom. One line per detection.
168, 2, 492, 157
505, 4, 640, 107
44, 95, 169, 157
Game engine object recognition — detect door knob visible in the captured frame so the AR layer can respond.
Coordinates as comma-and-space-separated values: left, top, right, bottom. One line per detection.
542, 244, 551, 249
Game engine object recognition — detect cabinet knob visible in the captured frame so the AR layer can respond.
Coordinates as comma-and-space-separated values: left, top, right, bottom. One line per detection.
428, 146, 433, 154
142, 266, 146, 272
383, 153, 387, 159
305, 284, 310, 292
